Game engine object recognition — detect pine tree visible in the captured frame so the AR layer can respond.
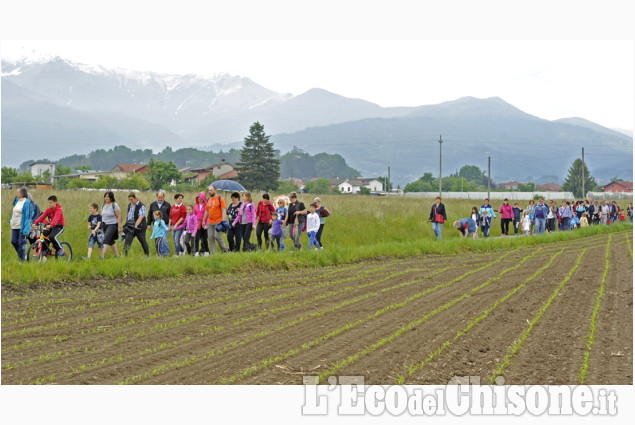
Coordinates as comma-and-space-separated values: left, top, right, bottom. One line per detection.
236, 122, 280, 191
562, 158, 597, 198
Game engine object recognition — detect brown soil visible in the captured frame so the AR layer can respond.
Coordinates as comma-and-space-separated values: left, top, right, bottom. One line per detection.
1, 231, 631, 385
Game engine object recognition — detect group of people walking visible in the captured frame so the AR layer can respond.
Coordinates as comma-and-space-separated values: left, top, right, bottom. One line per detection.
8, 185, 331, 261
428, 196, 632, 240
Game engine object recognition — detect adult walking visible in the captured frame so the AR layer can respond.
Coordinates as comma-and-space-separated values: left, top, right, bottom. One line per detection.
560, 201, 572, 231
148, 190, 171, 256
226, 192, 243, 252
592, 201, 601, 225
194, 192, 209, 256
453, 218, 477, 239
202, 185, 228, 253
101, 191, 122, 258
586, 200, 595, 226
123, 192, 150, 257
255, 193, 275, 250
499, 198, 513, 236
169, 193, 187, 256
428, 196, 447, 241
526, 199, 536, 234
285, 192, 307, 250
547, 200, 558, 232
10, 187, 32, 261
600, 201, 610, 225
533, 197, 550, 235
314, 197, 329, 248
233, 192, 256, 252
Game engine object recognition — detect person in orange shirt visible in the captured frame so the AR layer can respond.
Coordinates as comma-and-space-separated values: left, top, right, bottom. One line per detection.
202, 185, 228, 253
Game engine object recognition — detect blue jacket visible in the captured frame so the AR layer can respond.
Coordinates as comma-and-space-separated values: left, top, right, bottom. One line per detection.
151, 219, 168, 240
479, 204, 496, 220
12, 197, 32, 236
533, 203, 549, 220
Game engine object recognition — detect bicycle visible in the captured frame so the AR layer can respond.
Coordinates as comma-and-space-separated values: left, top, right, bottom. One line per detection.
27, 223, 73, 262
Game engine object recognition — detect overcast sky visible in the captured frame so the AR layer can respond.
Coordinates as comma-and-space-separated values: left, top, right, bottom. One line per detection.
1, 40, 632, 130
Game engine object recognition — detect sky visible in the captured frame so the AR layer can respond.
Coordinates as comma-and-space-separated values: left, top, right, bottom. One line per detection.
1, 40, 633, 130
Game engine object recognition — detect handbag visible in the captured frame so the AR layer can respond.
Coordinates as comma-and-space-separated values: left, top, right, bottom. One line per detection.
434, 205, 445, 223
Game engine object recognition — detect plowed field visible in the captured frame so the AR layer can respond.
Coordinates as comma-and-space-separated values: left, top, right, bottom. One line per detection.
2, 231, 632, 385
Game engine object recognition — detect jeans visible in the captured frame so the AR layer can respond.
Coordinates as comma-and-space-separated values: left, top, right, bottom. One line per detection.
291, 218, 305, 249
11, 229, 27, 260
513, 219, 520, 235
432, 222, 442, 240
183, 232, 195, 254
562, 217, 570, 231
481, 225, 490, 237
172, 228, 185, 255
227, 226, 242, 252
308, 231, 321, 249
535, 217, 546, 235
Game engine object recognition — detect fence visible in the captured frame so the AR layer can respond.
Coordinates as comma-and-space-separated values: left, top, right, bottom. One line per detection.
403, 191, 575, 200
586, 191, 633, 201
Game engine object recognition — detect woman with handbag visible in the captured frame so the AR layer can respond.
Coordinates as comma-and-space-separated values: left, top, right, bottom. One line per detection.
429, 196, 447, 241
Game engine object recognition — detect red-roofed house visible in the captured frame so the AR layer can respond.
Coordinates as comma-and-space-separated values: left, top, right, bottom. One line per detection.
499, 181, 521, 190
110, 164, 148, 179
537, 183, 562, 192
603, 181, 633, 193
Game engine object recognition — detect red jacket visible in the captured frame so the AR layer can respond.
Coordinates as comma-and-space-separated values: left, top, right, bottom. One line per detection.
169, 204, 187, 230
35, 204, 65, 227
256, 201, 275, 223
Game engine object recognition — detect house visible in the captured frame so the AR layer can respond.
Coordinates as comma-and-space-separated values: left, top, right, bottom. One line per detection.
30, 162, 56, 177
603, 181, 633, 193
49, 171, 111, 184
110, 164, 148, 179
336, 177, 384, 194
499, 181, 521, 190
182, 160, 237, 185
280, 177, 305, 191
537, 183, 562, 192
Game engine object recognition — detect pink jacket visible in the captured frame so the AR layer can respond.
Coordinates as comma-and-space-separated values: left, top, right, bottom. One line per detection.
233, 201, 256, 227
185, 213, 198, 235
194, 192, 207, 230
500, 203, 514, 219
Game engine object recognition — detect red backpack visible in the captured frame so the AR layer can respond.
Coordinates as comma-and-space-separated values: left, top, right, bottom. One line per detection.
257, 201, 275, 223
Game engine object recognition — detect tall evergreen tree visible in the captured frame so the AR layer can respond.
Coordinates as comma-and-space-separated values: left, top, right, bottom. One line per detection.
562, 158, 598, 198
236, 122, 280, 191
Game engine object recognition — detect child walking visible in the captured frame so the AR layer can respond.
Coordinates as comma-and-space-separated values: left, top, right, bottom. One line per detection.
271, 211, 284, 251
521, 210, 531, 236
480, 210, 492, 237
82, 203, 104, 260
512, 203, 523, 236
150, 210, 169, 257
307, 203, 322, 250
183, 205, 198, 255
276, 199, 288, 250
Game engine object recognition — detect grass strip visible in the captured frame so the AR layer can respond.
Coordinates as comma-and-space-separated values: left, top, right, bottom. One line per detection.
578, 234, 612, 384
2, 223, 630, 285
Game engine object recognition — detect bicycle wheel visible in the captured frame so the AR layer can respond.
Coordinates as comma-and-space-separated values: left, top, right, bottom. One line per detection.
54, 242, 73, 262
27, 242, 43, 262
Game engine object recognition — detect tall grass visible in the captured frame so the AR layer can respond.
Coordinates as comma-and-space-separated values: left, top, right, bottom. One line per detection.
2, 189, 631, 285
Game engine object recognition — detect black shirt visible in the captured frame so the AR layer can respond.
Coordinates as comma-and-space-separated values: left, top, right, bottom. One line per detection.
287, 201, 306, 224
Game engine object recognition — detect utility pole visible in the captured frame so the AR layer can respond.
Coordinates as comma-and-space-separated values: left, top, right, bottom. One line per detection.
388, 166, 391, 193
488, 156, 491, 200
582, 147, 585, 199
461, 176, 464, 192
438, 135, 443, 196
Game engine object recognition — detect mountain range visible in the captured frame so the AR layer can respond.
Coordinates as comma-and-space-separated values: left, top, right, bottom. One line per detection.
1, 56, 632, 185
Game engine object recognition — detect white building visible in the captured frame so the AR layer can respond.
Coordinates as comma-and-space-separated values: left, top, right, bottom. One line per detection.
30, 162, 56, 177
336, 177, 384, 194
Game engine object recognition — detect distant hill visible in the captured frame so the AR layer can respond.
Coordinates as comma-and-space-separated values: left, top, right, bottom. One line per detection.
2, 56, 632, 185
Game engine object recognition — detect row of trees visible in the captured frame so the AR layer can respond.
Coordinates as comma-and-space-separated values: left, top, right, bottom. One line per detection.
404, 159, 602, 198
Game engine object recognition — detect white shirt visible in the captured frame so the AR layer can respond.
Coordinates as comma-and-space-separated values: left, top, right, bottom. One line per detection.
11, 198, 26, 229
306, 212, 320, 233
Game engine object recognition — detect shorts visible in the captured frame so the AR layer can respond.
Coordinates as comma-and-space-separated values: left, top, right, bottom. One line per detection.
102, 223, 119, 245
88, 232, 105, 249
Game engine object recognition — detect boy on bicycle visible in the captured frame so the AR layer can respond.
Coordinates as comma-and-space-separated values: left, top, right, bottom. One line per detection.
34, 195, 66, 256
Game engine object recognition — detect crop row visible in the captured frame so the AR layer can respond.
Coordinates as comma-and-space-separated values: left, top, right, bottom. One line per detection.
578, 234, 612, 384
487, 246, 589, 383
314, 247, 548, 383
115, 249, 520, 384
395, 247, 566, 384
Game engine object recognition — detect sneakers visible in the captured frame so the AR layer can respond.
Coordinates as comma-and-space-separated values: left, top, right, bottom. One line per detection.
98, 257, 104, 260
194, 252, 199, 257
203, 252, 210, 257
81, 256, 90, 260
